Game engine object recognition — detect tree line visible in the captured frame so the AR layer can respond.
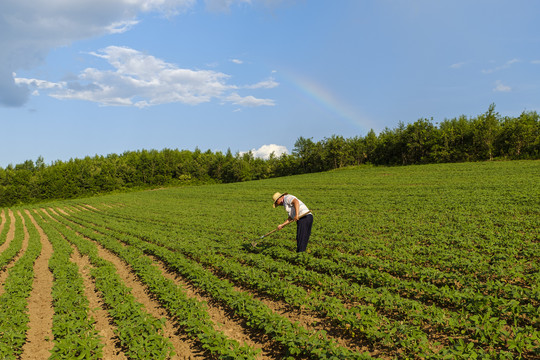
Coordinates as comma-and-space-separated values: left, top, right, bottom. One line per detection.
1, 104, 538, 207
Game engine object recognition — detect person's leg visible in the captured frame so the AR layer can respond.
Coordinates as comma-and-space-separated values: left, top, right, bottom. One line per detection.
296, 214, 313, 252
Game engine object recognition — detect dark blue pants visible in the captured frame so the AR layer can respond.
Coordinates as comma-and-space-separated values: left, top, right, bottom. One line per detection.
296, 214, 313, 252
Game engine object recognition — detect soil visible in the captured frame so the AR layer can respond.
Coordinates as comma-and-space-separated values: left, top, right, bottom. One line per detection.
149, 254, 282, 359
91, 238, 202, 359
189, 254, 380, 357
2, 206, 388, 359
0, 209, 16, 258
45, 207, 201, 359
0, 209, 5, 234
70, 244, 128, 359
21, 210, 55, 359
55, 206, 282, 359
0, 210, 28, 297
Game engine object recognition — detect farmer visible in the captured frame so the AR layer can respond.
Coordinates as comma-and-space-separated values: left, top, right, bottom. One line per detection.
272, 192, 313, 253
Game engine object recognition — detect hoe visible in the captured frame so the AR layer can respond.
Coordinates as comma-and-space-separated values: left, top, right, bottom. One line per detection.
251, 212, 311, 248
250, 227, 282, 248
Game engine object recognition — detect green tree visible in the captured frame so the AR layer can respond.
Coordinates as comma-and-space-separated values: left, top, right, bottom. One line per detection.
473, 103, 501, 161
323, 135, 348, 169
363, 129, 378, 164
438, 115, 474, 162
497, 111, 540, 158
403, 118, 438, 164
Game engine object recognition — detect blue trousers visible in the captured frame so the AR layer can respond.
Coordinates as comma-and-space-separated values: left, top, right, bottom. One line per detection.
296, 214, 313, 252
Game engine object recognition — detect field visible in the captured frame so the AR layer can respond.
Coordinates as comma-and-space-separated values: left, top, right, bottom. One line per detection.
0, 160, 538, 359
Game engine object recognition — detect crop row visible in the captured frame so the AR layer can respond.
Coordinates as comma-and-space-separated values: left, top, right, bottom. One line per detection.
55, 205, 539, 358
0, 211, 41, 359
0, 211, 21, 270
314, 227, 539, 289
309, 245, 537, 306
41, 209, 261, 359
65, 208, 428, 355
0, 210, 10, 247
39, 209, 175, 359
31, 210, 104, 359
71, 204, 539, 328
79, 202, 538, 309
260, 246, 539, 327
51, 208, 374, 359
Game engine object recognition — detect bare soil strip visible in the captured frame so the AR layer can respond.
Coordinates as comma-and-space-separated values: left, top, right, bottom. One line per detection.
21, 210, 55, 360
0, 209, 5, 234
0, 210, 29, 297
0, 209, 15, 256
82, 204, 100, 211
206, 256, 397, 358
38, 208, 126, 359
149, 255, 281, 360
177, 253, 382, 357
55, 207, 71, 216
47, 207, 199, 359
91, 240, 200, 359
70, 244, 127, 359
50, 208, 383, 358
56, 208, 270, 359
45, 208, 202, 359
230, 280, 382, 357
149, 253, 379, 359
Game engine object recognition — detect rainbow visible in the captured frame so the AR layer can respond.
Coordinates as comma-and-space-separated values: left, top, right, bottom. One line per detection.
280, 70, 373, 133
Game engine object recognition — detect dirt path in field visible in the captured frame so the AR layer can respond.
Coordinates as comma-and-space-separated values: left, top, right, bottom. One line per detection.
21, 210, 55, 360
47, 207, 201, 359
46, 208, 384, 358
0, 209, 5, 235
199, 257, 387, 358
92, 240, 202, 359
38, 208, 126, 359
53, 207, 273, 358
55, 207, 71, 216
149, 254, 281, 360
0, 210, 29, 297
148, 251, 385, 358
230, 278, 380, 357
82, 204, 100, 211
0, 209, 15, 256
70, 245, 128, 359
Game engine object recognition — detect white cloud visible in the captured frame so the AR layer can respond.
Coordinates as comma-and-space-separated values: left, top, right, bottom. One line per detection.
0, 0, 196, 107
244, 78, 279, 89
241, 144, 288, 159
14, 75, 65, 90
226, 92, 275, 106
532, 60, 540, 64
205, 0, 251, 12
450, 62, 466, 69
482, 58, 520, 74
231, 59, 244, 64
0, 0, 281, 107
16, 46, 275, 107
105, 20, 141, 34
493, 80, 511, 92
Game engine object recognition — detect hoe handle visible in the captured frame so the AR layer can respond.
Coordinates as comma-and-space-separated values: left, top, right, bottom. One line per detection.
263, 211, 312, 238
252, 211, 312, 247
261, 227, 279, 238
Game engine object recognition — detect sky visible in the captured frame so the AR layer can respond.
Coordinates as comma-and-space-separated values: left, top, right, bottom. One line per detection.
1, 0, 539, 168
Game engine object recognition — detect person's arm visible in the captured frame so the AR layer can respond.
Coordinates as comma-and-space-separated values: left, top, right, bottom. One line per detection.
278, 217, 293, 230
292, 198, 300, 221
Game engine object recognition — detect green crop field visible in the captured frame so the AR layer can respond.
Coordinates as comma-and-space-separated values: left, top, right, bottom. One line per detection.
0, 160, 538, 359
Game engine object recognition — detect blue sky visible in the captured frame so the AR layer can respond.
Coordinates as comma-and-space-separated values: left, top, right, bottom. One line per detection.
1, 0, 539, 168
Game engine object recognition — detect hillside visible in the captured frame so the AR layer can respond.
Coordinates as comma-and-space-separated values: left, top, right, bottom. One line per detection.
2, 106, 539, 207
1, 160, 538, 359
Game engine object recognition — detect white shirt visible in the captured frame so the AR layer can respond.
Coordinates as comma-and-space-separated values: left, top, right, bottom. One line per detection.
283, 195, 310, 219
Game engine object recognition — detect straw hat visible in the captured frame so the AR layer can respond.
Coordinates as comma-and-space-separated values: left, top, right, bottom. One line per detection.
272, 192, 287, 208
